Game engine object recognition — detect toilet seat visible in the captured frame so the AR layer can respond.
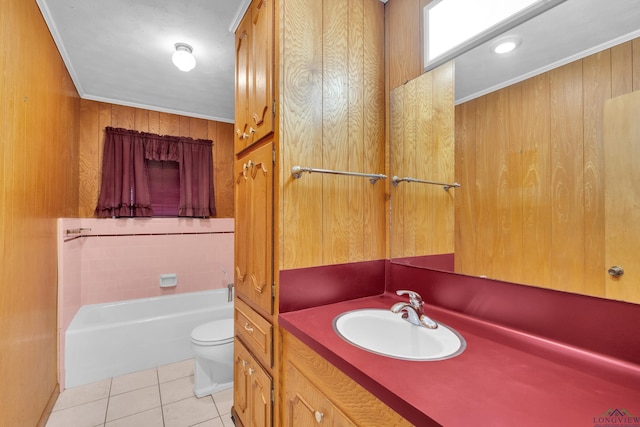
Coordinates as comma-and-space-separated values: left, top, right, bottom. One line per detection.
191, 319, 234, 346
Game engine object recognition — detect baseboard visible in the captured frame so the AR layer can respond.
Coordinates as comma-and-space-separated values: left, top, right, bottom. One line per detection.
36, 383, 59, 427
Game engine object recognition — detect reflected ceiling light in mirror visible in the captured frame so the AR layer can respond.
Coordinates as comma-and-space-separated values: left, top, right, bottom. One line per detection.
172, 43, 196, 72
423, 0, 566, 70
492, 36, 523, 54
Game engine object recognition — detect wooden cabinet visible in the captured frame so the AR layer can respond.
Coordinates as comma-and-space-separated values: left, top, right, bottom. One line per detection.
234, 141, 274, 319
233, 0, 386, 425
234, 0, 274, 154
234, 339, 273, 427
285, 362, 357, 427
282, 330, 413, 427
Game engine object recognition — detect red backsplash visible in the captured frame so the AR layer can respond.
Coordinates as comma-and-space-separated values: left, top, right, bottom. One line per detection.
389, 263, 640, 366
280, 260, 640, 367
279, 259, 387, 312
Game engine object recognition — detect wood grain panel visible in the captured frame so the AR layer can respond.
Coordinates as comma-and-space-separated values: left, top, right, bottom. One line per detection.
582, 50, 610, 297
323, 0, 350, 264
385, 0, 422, 90
362, 0, 386, 260
280, 0, 384, 269
390, 62, 455, 260
402, 78, 417, 256
281, 0, 324, 268
390, 86, 405, 257
212, 121, 235, 218
550, 61, 585, 294
1, 1, 80, 425
415, 71, 434, 255
431, 62, 455, 254
78, 101, 101, 217
611, 41, 633, 97
78, 101, 234, 217
454, 99, 477, 275
476, 92, 500, 278
519, 74, 551, 288
454, 37, 640, 301
505, 84, 524, 284
347, 0, 365, 262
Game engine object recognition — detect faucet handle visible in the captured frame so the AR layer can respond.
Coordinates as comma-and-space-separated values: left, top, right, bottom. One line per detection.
396, 290, 423, 307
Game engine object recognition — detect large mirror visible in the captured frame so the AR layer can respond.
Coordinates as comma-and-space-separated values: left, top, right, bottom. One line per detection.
390, 0, 640, 304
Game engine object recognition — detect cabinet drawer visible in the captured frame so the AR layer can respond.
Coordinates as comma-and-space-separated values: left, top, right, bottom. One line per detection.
235, 298, 273, 369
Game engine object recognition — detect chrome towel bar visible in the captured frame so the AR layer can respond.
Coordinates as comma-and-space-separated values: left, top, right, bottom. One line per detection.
292, 166, 387, 184
392, 176, 460, 191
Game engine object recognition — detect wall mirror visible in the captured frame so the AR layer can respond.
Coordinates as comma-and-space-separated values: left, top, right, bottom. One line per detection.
390, 0, 640, 304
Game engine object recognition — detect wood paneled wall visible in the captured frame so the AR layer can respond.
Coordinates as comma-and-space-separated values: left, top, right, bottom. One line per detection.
455, 39, 640, 297
78, 100, 235, 218
390, 62, 455, 258
0, 1, 81, 426
384, 0, 423, 91
280, 0, 386, 269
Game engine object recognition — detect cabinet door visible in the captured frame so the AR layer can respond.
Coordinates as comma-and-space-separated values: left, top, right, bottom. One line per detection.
235, 141, 274, 317
249, 359, 273, 427
234, 340, 251, 426
285, 362, 357, 427
235, 12, 251, 153
248, 0, 274, 145
234, 340, 273, 427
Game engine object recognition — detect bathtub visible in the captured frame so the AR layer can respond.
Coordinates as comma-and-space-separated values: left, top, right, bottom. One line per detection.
65, 288, 232, 388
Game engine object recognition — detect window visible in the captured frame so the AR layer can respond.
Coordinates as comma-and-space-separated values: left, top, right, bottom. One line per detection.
423, 0, 566, 69
147, 160, 180, 217
95, 127, 216, 218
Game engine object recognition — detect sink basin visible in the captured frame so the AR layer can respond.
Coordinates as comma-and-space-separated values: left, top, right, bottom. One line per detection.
333, 309, 465, 361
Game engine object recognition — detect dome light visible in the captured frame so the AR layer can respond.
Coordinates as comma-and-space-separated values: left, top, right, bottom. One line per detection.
172, 43, 196, 72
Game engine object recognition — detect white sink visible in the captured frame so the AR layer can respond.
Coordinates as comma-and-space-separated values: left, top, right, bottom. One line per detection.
333, 309, 465, 361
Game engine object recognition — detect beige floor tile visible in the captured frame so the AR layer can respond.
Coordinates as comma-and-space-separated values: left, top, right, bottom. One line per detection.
106, 385, 161, 422
192, 417, 225, 427
46, 398, 108, 427
220, 414, 236, 427
158, 358, 194, 383
162, 395, 219, 427
159, 375, 195, 405
212, 387, 233, 416
53, 379, 111, 411
110, 368, 158, 396
104, 407, 164, 427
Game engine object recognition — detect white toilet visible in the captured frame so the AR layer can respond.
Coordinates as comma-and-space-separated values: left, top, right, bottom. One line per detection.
190, 318, 234, 397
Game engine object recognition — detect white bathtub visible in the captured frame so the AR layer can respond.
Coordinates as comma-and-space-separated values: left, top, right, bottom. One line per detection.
65, 289, 233, 388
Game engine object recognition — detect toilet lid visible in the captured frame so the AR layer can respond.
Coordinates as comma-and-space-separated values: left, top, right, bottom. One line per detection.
191, 319, 234, 345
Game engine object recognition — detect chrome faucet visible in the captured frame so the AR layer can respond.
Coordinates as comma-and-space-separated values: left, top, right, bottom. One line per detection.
391, 290, 438, 329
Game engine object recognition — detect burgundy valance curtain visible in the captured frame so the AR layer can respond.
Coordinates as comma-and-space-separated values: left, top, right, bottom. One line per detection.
95, 127, 215, 218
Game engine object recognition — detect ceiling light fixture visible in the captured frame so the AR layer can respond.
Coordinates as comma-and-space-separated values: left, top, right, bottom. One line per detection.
172, 43, 196, 72
492, 36, 522, 54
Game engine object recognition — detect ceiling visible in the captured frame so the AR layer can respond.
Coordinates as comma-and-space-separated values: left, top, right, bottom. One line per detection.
455, 0, 640, 104
36, 0, 249, 123
37, 0, 640, 123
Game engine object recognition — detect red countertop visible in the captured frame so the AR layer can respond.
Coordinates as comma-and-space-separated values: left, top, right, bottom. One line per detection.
279, 292, 640, 427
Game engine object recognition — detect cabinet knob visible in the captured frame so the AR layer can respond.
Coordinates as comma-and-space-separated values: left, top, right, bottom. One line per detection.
244, 322, 254, 333
248, 368, 255, 375
314, 411, 324, 423
242, 359, 248, 367
249, 127, 256, 134
608, 265, 624, 277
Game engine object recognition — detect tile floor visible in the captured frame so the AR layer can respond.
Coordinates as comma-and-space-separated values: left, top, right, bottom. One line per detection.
46, 359, 235, 427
